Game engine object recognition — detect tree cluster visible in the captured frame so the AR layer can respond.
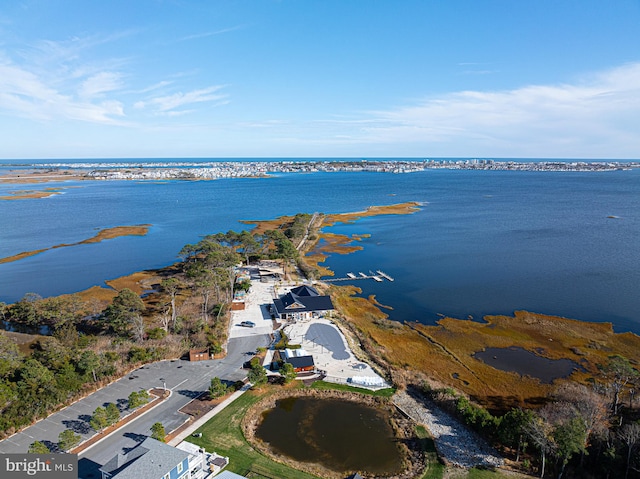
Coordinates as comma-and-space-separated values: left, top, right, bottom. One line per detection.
0, 333, 119, 437
423, 355, 640, 478
0, 221, 311, 440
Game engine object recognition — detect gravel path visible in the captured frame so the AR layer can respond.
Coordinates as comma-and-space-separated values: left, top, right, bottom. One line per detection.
393, 390, 503, 469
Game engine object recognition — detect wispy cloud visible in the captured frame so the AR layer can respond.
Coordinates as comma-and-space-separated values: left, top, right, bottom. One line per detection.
0, 61, 126, 124
79, 71, 124, 98
0, 28, 228, 126
178, 25, 244, 42
344, 62, 640, 157
132, 80, 174, 95
134, 85, 227, 114
462, 69, 497, 76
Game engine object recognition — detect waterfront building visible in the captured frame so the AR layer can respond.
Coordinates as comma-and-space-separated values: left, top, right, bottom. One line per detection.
272, 285, 334, 321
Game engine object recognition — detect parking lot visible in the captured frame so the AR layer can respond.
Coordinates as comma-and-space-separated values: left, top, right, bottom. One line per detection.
229, 267, 278, 339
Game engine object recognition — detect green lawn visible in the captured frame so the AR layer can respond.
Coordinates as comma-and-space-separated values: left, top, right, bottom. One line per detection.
309, 379, 396, 398
185, 389, 321, 479
416, 425, 445, 479
185, 387, 521, 479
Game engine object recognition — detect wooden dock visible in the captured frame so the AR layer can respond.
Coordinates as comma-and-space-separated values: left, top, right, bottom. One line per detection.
376, 270, 394, 281
323, 270, 395, 283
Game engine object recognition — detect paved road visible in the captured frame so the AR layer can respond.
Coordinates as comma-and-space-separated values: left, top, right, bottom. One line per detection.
0, 267, 277, 479
0, 333, 269, 462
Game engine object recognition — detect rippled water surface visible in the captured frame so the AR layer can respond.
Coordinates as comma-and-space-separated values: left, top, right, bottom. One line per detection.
2, 161, 639, 332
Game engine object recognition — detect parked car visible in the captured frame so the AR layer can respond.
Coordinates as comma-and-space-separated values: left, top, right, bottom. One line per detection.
240, 321, 256, 328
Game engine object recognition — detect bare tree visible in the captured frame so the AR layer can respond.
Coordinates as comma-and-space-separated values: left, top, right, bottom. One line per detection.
159, 307, 170, 332
618, 422, 640, 479
131, 314, 145, 343
524, 412, 556, 478
600, 356, 639, 416
160, 278, 180, 329
555, 384, 609, 464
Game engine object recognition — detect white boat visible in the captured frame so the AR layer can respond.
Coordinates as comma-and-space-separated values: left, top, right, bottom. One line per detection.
347, 272, 356, 278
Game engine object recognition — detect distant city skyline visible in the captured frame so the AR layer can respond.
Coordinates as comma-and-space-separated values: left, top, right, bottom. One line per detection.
0, 0, 639, 159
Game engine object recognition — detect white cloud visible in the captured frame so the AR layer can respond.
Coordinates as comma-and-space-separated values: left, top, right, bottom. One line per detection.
349, 62, 640, 157
0, 61, 126, 124
79, 71, 124, 98
133, 80, 174, 95
0, 28, 228, 126
135, 85, 227, 114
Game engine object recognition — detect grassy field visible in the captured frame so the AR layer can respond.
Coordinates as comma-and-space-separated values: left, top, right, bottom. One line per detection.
309, 379, 396, 398
185, 387, 528, 479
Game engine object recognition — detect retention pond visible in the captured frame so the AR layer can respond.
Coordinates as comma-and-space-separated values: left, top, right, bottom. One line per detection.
255, 396, 403, 476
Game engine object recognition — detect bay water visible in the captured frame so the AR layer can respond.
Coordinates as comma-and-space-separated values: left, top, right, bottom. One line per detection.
1, 161, 638, 333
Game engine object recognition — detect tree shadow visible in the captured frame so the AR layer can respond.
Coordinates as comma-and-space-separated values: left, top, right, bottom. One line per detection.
41, 440, 60, 453
116, 398, 129, 412
79, 414, 93, 423
177, 389, 204, 399
62, 419, 91, 435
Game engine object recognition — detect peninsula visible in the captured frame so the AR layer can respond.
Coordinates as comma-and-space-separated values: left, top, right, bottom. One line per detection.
0, 224, 151, 264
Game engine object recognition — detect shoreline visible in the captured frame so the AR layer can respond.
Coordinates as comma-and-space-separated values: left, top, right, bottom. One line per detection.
0, 224, 151, 264
297, 208, 640, 409
1, 159, 638, 186
3, 203, 638, 410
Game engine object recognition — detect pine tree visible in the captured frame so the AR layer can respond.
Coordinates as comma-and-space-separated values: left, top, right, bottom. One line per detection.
150, 422, 166, 442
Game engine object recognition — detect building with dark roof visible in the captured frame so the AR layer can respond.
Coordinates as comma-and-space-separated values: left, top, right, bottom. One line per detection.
214, 472, 246, 479
279, 348, 316, 373
286, 355, 316, 372
99, 437, 190, 479
272, 285, 334, 321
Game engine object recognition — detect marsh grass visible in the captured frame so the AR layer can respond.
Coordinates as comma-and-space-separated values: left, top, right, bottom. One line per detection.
106, 271, 162, 294
327, 270, 640, 410
0, 225, 151, 264
258, 202, 640, 409
0, 188, 62, 200
322, 202, 422, 226
240, 215, 296, 235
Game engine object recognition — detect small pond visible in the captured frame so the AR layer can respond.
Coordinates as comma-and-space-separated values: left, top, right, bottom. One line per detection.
255, 396, 403, 475
473, 346, 581, 384
1, 320, 51, 336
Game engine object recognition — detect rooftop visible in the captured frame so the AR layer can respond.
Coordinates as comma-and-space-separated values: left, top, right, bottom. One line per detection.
100, 438, 189, 479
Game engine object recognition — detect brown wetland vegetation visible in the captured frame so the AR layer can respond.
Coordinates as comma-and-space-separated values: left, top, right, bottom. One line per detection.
295, 203, 640, 411
0, 225, 151, 264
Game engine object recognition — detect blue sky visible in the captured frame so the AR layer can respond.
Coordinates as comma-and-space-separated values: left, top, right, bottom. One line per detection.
0, 0, 639, 159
